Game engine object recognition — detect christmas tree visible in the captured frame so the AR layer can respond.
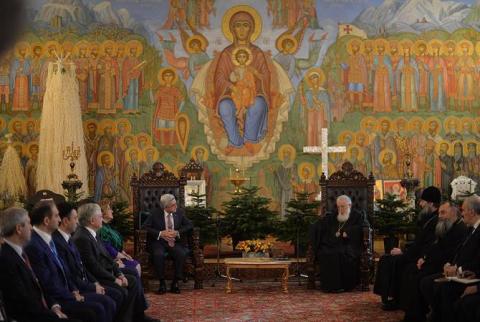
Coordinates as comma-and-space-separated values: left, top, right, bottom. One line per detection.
373, 193, 414, 238
185, 190, 217, 247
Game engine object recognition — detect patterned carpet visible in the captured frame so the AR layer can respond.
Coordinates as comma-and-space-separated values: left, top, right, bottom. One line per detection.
145, 282, 403, 322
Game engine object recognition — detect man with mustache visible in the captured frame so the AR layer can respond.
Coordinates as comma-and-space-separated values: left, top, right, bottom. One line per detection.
374, 186, 441, 310
399, 201, 467, 321
313, 195, 363, 293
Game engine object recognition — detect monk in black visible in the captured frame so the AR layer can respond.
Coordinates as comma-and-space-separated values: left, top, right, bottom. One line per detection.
374, 186, 441, 310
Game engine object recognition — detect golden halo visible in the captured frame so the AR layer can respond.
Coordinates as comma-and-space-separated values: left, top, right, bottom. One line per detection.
360, 116, 377, 132
374, 38, 389, 54
191, 145, 209, 161
25, 142, 39, 159
157, 67, 178, 86
135, 133, 153, 146
393, 117, 408, 132
414, 39, 428, 56
116, 118, 132, 135
355, 131, 369, 146
126, 39, 143, 56
305, 67, 326, 88
45, 40, 60, 56
142, 146, 159, 161
83, 119, 98, 134
399, 39, 414, 56
8, 118, 25, 133
436, 140, 452, 156
25, 118, 39, 132
345, 144, 364, 160
338, 130, 355, 145
276, 34, 298, 54
231, 46, 253, 66
30, 42, 44, 57
318, 162, 336, 177
97, 151, 114, 166
0, 117, 6, 132
298, 162, 315, 180
443, 40, 456, 55
443, 116, 461, 132
457, 40, 474, 56
363, 39, 374, 54
222, 5, 262, 43
346, 38, 364, 55
14, 41, 30, 57
427, 39, 443, 55
460, 117, 474, 132
389, 40, 399, 52
119, 135, 136, 151
98, 119, 116, 134
423, 116, 442, 133
376, 117, 392, 132
74, 40, 90, 57
379, 148, 397, 166
125, 147, 140, 162
88, 42, 100, 55
61, 41, 75, 56
407, 116, 424, 132
464, 140, 478, 155
101, 40, 117, 56
278, 144, 296, 161
186, 35, 208, 54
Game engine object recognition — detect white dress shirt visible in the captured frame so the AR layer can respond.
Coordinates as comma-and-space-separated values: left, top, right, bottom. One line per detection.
157, 211, 179, 240
58, 228, 71, 243
33, 226, 52, 245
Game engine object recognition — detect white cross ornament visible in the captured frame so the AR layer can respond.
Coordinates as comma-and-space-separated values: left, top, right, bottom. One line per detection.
303, 128, 346, 178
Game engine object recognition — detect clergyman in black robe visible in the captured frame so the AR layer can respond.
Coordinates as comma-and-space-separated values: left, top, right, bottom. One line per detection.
399, 201, 467, 322
374, 186, 441, 310
315, 195, 363, 292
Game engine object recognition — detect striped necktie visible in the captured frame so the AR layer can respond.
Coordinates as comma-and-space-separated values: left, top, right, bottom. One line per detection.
48, 240, 68, 285
22, 252, 48, 309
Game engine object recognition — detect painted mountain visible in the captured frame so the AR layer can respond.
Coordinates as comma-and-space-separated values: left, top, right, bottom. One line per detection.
354, 0, 472, 35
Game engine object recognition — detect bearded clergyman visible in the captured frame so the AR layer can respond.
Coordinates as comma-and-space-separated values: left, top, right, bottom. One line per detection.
314, 195, 363, 293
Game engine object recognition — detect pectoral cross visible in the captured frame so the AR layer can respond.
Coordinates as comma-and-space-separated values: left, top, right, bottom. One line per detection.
303, 128, 346, 178
343, 25, 353, 34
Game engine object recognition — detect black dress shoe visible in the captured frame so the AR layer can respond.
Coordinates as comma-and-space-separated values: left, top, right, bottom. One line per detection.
170, 281, 180, 294
142, 314, 161, 322
157, 281, 166, 294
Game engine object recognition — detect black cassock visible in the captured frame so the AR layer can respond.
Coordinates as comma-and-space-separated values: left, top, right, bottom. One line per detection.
399, 219, 467, 321
374, 210, 439, 303
314, 210, 363, 292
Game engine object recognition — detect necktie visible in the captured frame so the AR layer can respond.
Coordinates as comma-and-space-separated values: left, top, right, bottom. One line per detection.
167, 213, 175, 247
22, 252, 48, 309
49, 240, 68, 285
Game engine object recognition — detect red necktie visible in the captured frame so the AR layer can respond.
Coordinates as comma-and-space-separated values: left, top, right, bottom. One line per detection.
22, 252, 48, 309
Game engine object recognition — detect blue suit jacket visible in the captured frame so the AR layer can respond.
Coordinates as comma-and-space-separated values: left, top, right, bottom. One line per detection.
25, 230, 75, 303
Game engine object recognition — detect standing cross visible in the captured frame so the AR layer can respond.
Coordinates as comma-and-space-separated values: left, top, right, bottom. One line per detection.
303, 128, 346, 178
343, 25, 353, 34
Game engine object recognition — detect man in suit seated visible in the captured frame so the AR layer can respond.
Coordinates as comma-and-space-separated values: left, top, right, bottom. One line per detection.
72, 203, 158, 322
0, 207, 80, 322
25, 201, 104, 322
143, 193, 193, 294
53, 202, 122, 322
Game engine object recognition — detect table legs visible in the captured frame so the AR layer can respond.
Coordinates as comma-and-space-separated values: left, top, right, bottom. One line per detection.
282, 266, 289, 293
226, 266, 232, 293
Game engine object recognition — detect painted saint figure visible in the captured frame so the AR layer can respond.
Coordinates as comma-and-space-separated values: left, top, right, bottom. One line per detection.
122, 40, 144, 113
397, 40, 418, 112
10, 42, 31, 112
372, 39, 393, 113
342, 39, 367, 111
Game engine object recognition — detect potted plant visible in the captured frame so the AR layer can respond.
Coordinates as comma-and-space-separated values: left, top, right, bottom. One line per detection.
185, 190, 217, 248
221, 186, 279, 249
373, 193, 414, 254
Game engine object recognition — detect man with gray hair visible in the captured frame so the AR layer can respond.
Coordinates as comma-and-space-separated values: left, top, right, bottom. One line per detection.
143, 193, 193, 294
0, 207, 78, 322
313, 194, 363, 293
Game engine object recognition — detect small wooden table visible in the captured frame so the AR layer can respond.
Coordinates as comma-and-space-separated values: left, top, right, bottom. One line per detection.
224, 258, 292, 294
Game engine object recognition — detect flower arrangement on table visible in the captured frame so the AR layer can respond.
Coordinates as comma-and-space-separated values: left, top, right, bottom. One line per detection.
236, 239, 272, 257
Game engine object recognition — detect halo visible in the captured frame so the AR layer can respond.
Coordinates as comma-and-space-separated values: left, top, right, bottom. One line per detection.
88, 42, 100, 54
374, 38, 389, 54
475, 41, 480, 56
443, 40, 456, 55
393, 117, 408, 132
126, 39, 143, 56
278, 144, 296, 161
97, 151, 114, 166
407, 116, 424, 132
379, 148, 397, 166
460, 117, 474, 131
8, 118, 25, 133
318, 162, 336, 177
98, 119, 117, 134
83, 119, 98, 134
305, 67, 326, 88
30, 42, 44, 57
25, 142, 39, 159
14, 41, 30, 57
337, 130, 355, 145
443, 116, 461, 132
275, 34, 298, 54
363, 39, 374, 54
376, 117, 392, 132
116, 118, 132, 134
360, 116, 377, 132
345, 144, 364, 160
119, 135, 136, 151
101, 40, 117, 56
231, 46, 253, 66
61, 41, 74, 56
427, 39, 443, 55
389, 39, 399, 52
414, 39, 428, 56
186, 34, 208, 54
298, 162, 315, 181
158, 67, 178, 86
423, 116, 442, 133
399, 39, 414, 56
436, 140, 452, 156
135, 132, 153, 146
125, 147, 140, 162
191, 145, 209, 161
457, 40, 474, 56
355, 131, 369, 146
74, 40, 90, 57
222, 5, 262, 43
142, 146, 159, 161
45, 40, 60, 56
25, 118, 39, 132
464, 140, 478, 155
346, 38, 364, 55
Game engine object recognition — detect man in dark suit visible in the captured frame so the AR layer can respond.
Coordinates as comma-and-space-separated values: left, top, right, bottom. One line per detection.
25, 201, 103, 322
420, 194, 480, 322
142, 193, 193, 294
73, 203, 158, 322
0, 207, 80, 322
53, 202, 121, 322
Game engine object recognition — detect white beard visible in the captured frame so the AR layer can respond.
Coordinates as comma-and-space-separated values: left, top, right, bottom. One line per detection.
337, 212, 350, 223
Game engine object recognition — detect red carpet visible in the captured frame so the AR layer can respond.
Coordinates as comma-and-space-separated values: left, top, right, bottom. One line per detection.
145, 282, 403, 321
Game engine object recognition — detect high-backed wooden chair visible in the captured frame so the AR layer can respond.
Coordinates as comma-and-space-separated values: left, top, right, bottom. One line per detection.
131, 161, 204, 290
25, 189, 66, 210
307, 161, 375, 291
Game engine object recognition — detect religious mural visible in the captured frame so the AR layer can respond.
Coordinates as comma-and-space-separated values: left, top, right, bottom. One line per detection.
2, 0, 480, 213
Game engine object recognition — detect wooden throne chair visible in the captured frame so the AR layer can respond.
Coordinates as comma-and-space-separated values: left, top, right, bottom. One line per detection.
131, 161, 204, 290
306, 161, 375, 291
